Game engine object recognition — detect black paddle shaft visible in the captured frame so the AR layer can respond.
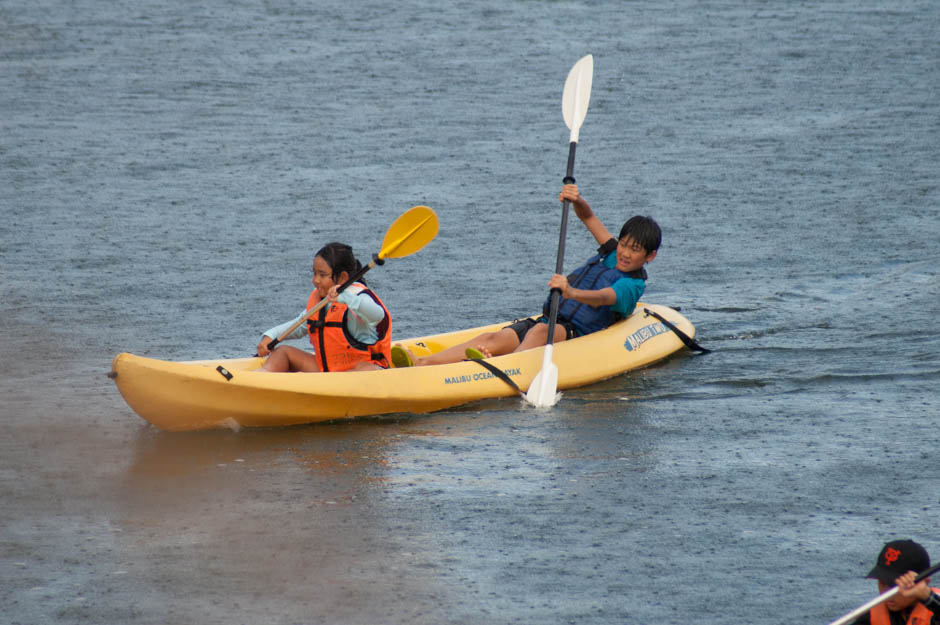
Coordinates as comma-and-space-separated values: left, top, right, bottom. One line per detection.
544, 141, 578, 346
915, 562, 940, 583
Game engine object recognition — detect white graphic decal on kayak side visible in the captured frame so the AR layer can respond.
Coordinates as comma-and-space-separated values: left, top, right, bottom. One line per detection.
624, 323, 670, 352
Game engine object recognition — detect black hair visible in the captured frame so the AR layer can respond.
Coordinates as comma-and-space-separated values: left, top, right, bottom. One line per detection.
315, 242, 365, 284
618, 216, 662, 253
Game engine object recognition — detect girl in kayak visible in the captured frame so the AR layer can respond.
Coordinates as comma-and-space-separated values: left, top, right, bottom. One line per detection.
256, 242, 392, 372
392, 183, 660, 367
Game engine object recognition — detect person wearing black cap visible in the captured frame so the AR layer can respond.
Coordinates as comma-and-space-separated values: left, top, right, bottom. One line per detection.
852, 539, 940, 624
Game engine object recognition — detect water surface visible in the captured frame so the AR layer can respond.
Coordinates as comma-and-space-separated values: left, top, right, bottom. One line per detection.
2, 2, 938, 623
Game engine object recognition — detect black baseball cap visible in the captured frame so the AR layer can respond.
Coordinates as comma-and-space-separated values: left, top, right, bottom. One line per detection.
866, 540, 930, 584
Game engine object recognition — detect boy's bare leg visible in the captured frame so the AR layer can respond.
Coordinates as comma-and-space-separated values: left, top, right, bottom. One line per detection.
414, 328, 520, 366
513, 322, 567, 352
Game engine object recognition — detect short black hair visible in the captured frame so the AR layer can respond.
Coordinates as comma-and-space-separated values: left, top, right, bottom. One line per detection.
619, 216, 661, 253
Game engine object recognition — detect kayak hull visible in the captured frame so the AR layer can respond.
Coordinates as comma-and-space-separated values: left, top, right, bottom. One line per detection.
110, 303, 696, 431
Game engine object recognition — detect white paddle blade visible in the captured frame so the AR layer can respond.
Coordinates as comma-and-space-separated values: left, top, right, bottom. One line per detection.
525, 345, 561, 407
562, 54, 594, 143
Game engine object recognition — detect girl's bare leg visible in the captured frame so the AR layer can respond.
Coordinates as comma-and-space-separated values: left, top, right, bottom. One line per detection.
258, 345, 321, 372
349, 361, 383, 372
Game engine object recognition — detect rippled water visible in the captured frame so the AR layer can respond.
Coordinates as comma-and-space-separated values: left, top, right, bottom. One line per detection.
2, 2, 938, 624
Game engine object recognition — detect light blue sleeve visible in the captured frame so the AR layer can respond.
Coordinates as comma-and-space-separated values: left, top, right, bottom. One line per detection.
262, 311, 309, 342
609, 277, 646, 316
335, 286, 386, 344
601, 250, 647, 316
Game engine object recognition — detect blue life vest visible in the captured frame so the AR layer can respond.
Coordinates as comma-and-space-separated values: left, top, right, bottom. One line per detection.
543, 246, 646, 337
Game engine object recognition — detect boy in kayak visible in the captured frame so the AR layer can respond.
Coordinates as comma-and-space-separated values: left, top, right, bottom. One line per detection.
850, 539, 940, 624
257, 242, 392, 372
392, 183, 660, 367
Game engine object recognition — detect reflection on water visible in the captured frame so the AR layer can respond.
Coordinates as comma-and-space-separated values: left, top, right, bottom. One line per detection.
124, 420, 397, 508
127, 422, 385, 477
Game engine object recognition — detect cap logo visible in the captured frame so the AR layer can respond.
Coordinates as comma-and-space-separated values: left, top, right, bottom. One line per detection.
884, 547, 901, 566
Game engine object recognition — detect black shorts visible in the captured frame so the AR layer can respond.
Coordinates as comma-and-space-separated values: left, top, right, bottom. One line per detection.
502, 316, 578, 342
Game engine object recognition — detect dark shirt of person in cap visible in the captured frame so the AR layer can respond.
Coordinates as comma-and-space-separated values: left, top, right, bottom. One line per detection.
852, 539, 940, 625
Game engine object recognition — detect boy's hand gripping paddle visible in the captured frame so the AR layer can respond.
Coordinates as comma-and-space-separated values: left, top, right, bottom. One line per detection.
526, 54, 593, 408
263, 205, 438, 352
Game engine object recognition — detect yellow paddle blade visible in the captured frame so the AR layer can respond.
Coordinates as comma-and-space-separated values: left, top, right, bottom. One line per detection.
378, 205, 439, 259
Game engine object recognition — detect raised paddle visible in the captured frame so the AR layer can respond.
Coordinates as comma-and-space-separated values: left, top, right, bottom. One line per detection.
263, 205, 438, 352
525, 53, 594, 408
825, 561, 940, 625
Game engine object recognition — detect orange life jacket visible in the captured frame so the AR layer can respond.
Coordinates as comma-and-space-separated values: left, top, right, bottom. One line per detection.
870, 589, 939, 625
305, 284, 391, 372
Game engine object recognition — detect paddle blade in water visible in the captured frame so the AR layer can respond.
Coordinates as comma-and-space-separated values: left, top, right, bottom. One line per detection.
525, 345, 561, 407
562, 54, 593, 142
379, 205, 439, 259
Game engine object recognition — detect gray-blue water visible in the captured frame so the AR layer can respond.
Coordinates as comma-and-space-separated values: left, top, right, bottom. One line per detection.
2, 2, 938, 624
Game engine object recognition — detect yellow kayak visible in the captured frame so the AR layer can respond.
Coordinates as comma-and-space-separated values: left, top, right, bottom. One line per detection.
109, 303, 698, 431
